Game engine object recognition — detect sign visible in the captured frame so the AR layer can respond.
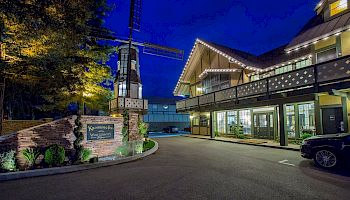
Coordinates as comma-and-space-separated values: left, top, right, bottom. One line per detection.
87, 124, 114, 141
330, 115, 335, 121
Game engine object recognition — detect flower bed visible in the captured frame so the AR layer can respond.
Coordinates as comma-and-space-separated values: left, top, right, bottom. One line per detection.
0, 139, 156, 174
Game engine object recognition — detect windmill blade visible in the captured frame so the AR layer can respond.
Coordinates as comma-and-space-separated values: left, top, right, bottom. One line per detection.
129, 0, 143, 32
143, 43, 184, 60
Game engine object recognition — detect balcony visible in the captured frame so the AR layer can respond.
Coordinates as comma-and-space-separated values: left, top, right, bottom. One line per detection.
177, 55, 350, 111
110, 97, 148, 114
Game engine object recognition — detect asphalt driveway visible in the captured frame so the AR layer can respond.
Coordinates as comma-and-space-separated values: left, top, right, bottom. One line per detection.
1, 136, 350, 200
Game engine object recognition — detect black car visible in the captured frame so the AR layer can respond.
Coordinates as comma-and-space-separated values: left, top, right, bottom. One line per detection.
163, 126, 179, 133
301, 133, 350, 169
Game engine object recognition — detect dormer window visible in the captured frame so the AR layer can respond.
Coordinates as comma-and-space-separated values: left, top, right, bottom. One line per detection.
330, 0, 348, 17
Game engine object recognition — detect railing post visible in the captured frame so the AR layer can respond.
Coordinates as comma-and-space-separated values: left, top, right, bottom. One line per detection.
314, 64, 319, 93
266, 78, 270, 99
235, 86, 238, 104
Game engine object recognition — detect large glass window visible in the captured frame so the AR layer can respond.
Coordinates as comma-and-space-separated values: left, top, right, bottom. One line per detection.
275, 64, 293, 75
227, 111, 238, 134
286, 105, 296, 138
330, 0, 348, 17
298, 103, 315, 134
202, 74, 231, 94
200, 115, 209, 127
216, 112, 226, 134
239, 110, 252, 134
295, 59, 312, 69
316, 47, 337, 63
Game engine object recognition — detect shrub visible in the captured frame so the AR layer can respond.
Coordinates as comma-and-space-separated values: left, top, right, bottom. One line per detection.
143, 140, 155, 152
44, 145, 65, 166
0, 150, 16, 171
22, 148, 40, 168
134, 141, 144, 154
81, 149, 92, 162
237, 134, 247, 139
138, 121, 149, 137
301, 133, 313, 140
115, 145, 130, 157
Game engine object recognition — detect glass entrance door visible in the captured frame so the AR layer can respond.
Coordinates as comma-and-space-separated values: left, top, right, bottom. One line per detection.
253, 112, 274, 139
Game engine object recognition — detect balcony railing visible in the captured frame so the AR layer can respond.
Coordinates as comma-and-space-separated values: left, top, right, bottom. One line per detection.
110, 97, 148, 112
176, 55, 350, 111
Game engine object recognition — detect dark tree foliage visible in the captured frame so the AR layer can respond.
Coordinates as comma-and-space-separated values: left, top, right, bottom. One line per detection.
0, 0, 114, 119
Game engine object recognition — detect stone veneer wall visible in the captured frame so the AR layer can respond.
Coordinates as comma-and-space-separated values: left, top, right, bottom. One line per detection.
0, 115, 138, 168
128, 113, 142, 141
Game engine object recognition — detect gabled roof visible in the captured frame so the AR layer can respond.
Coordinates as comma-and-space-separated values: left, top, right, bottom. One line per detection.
201, 40, 262, 69
286, 11, 350, 52
173, 39, 313, 95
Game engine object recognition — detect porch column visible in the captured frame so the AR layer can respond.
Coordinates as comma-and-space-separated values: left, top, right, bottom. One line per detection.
210, 111, 215, 138
279, 104, 287, 146
341, 97, 348, 132
314, 95, 323, 135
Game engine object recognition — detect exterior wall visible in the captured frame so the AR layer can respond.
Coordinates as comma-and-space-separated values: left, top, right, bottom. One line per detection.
314, 36, 336, 51
144, 103, 190, 132
186, 46, 246, 97
0, 115, 140, 168
341, 31, 350, 56
319, 94, 342, 106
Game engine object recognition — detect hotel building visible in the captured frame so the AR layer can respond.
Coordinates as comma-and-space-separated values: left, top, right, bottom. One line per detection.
174, 0, 350, 146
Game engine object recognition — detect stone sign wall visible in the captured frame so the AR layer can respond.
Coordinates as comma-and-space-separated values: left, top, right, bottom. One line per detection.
0, 115, 140, 168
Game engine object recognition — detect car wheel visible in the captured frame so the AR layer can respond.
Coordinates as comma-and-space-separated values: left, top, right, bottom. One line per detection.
313, 149, 338, 169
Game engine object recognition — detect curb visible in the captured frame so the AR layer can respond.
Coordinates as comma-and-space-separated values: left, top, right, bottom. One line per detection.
0, 140, 158, 182
183, 135, 300, 152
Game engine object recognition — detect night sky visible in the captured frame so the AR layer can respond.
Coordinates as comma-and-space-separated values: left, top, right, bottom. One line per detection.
105, 0, 319, 98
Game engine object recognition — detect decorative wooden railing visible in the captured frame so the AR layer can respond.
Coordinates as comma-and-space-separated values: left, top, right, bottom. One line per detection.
176, 55, 350, 111
110, 98, 148, 112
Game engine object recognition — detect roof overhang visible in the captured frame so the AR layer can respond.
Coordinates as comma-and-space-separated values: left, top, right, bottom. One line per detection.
285, 26, 350, 53
173, 39, 262, 96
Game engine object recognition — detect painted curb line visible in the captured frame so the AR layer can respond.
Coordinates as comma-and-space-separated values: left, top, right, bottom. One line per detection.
0, 140, 158, 182
183, 135, 300, 152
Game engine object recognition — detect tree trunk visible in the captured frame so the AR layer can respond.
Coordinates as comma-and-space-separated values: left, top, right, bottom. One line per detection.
0, 77, 5, 135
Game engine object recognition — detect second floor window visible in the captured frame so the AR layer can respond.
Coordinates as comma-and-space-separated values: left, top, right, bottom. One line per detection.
202, 74, 230, 94
330, 0, 348, 17
316, 47, 337, 63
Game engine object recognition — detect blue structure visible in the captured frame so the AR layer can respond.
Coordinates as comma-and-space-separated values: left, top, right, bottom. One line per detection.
143, 97, 190, 132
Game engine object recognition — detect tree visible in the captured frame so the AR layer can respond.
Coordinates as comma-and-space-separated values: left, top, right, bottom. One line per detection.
0, 0, 114, 119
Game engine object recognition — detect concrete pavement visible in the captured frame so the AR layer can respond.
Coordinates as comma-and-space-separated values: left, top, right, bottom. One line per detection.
1, 137, 350, 200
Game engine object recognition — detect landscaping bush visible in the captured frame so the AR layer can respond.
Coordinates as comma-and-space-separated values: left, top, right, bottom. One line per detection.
134, 141, 144, 154
22, 148, 40, 168
81, 149, 92, 162
115, 145, 130, 157
138, 120, 149, 138
44, 145, 65, 166
237, 134, 247, 139
0, 150, 16, 171
143, 140, 155, 152
301, 133, 313, 140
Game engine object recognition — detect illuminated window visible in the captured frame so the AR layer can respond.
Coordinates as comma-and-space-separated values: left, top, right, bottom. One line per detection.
330, 0, 348, 17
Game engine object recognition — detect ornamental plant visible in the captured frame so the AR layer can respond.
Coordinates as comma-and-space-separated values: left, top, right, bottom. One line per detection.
44, 145, 65, 167
138, 119, 149, 138
73, 114, 84, 162
122, 110, 129, 142
0, 150, 16, 171
81, 148, 92, 162
22, 148, 40, 168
